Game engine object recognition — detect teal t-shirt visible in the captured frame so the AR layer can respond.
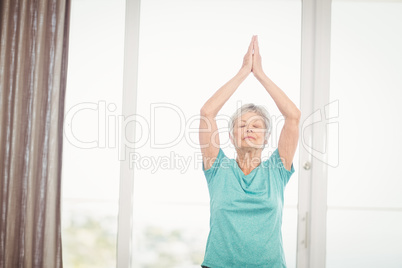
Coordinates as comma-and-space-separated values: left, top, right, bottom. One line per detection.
201, 147, 295, 268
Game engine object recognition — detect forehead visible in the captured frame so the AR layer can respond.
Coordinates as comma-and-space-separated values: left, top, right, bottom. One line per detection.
237, 112, 264, 122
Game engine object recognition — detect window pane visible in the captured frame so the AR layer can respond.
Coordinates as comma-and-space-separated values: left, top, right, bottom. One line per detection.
62, 0, 126, 267
132, 0, 301, 267
327, 1, 402, 267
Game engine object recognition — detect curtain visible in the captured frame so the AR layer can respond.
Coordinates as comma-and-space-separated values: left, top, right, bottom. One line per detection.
0, 0, 71, 267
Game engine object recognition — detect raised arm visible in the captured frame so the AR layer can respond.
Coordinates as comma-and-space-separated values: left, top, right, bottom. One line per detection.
252, 36, 301, 171
199, 36, 256, 170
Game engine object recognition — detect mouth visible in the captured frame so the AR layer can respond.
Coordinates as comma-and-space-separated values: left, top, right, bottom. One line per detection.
243, 136, 256, 140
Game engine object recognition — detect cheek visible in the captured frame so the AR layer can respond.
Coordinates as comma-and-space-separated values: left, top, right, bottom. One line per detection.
234, 131, 244, 142
255, 131, 265, 140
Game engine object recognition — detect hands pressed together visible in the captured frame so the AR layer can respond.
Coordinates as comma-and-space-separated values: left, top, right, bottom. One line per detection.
241, 35, 264, 79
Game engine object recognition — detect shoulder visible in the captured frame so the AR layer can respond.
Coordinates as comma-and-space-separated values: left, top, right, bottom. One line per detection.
267, 148, 281, 165
201, 148, 233, 183
202, 147, 232, 172
267, 147, 295, 186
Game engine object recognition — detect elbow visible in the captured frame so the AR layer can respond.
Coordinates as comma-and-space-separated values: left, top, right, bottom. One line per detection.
200, 106, 215, 117
200, 107, 208, 116
294, 109, 301, 120
286, 109, 301, 122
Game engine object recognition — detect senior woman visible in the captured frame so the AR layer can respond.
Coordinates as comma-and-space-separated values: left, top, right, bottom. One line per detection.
199, 35, 301, 268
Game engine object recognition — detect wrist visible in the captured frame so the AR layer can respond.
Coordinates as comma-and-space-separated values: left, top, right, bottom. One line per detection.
254, 70, 266, 80
237, 68, 250, 79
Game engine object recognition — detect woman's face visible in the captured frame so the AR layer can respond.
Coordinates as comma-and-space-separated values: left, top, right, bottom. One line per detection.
231, 112, 267, 149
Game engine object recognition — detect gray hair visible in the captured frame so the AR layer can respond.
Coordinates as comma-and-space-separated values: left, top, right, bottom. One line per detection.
228, 103, 272, 144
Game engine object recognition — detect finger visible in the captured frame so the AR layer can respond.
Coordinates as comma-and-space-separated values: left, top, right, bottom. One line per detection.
248, 36, 254, 54
254, 35, 260, 55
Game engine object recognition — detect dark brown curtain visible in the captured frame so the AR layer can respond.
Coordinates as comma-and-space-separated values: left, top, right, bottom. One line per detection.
0, 0, 70, 267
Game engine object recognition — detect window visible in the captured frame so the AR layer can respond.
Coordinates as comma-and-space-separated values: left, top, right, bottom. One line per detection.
62, 0, 126, 267
131, 0, 301, 267
326, 1, 402, 267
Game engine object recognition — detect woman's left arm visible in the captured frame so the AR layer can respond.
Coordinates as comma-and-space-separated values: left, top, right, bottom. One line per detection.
252, 36, 301, 171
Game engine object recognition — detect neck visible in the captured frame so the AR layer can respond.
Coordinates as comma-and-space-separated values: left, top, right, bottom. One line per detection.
235, 148, 262, 174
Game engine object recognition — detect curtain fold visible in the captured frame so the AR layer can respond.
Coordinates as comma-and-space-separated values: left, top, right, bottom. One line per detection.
0, 0, 71, 267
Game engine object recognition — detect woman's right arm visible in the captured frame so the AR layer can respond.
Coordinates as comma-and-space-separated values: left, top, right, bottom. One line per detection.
199, 70, 249, 170
199, 36, 255, 170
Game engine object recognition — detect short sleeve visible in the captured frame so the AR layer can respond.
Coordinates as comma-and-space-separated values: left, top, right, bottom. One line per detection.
202, 148, 229, 184
269, 148, 295, 187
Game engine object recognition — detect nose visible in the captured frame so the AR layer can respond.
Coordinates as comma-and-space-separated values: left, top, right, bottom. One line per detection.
246, 128, 253, 133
